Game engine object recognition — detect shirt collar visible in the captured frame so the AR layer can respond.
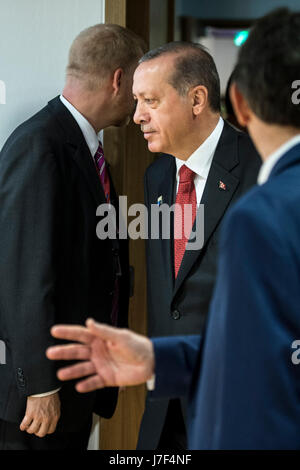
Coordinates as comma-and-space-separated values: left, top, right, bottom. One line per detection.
258, 134, 300, 185
175, 117, 224, 179
60, 94, 100, 157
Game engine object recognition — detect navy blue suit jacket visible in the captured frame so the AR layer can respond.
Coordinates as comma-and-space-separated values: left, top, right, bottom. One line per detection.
153, 142, 300, 449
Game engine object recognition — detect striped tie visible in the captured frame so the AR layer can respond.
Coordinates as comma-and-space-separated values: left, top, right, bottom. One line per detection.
94, 141, 119, 325
94, 141, 111, 203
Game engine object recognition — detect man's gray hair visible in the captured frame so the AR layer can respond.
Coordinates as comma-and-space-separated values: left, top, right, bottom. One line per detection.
139, 42, 220, 112
67, 23, 146, 89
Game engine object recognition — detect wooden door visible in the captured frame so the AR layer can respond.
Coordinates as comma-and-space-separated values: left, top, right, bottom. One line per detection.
101, 0, 174, 449
101, 0, 152, 450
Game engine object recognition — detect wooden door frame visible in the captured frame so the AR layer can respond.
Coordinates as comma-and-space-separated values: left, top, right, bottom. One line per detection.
100, 0, 175, 449
100, 0, 151, 450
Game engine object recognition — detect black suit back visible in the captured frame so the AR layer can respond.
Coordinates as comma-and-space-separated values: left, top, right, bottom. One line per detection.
0, 97, 129, 431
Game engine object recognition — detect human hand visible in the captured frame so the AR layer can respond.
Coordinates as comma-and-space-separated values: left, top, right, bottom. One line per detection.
19, 393, 61, 437
46, 319, 154, 393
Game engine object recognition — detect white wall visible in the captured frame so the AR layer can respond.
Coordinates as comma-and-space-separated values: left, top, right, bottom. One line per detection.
0, 0, 105, 149
198, 36, 239, 96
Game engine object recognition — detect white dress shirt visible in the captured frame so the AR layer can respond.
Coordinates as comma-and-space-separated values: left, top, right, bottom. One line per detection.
30, 96, 101, 398
258, 134, 300, 185
60, 94, 100, 156
175, 117, 224, 204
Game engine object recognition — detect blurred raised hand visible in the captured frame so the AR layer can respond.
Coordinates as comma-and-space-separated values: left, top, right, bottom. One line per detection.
46, 319, 154, 393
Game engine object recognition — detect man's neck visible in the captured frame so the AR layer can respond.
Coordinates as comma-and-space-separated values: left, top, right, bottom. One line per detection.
62, 82, 111, 133
249, 120, 300, 162
175, 113, 220, 161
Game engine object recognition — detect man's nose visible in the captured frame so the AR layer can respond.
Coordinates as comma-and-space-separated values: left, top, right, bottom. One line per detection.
133, 102, 149, 125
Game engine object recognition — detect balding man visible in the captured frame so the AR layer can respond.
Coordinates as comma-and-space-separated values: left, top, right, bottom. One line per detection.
0, 24, 144, 450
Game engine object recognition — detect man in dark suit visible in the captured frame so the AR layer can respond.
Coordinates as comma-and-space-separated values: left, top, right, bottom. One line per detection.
0, 23, 144, 450
132, 42, 261, 449
47, 7, 300, 449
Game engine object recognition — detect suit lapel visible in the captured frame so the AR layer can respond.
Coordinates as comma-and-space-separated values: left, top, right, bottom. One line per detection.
106, 163, 118, 207
173, 122, 240, 298
156, 157, 176, 288
71, 143, 107, 206
47, 96, 107, 207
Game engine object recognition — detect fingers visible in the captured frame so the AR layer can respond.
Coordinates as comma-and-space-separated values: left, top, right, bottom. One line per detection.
50, 320, 127, 347
25, 419, 42, 436
46, 343, 91, 361
86, 318, 126, 342
57, 361, 96, 381
75, 374, 107, 393
20, 416, 47, 437
50, 324, 93, 344
20, 417, 57, 438
31, 414, 60, 438
20, 415, 33, 432
35, 421, 51, 438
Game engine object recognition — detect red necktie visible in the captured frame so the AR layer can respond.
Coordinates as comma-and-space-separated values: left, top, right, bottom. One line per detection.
94, 141, 111, 203
174, 164, 197, 278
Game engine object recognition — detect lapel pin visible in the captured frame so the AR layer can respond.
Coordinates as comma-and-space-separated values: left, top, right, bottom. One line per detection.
218, 180, 227, 191
157, 195, 163, 206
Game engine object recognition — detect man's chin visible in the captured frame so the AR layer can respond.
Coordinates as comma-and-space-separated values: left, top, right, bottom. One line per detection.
147, 142, 161, 153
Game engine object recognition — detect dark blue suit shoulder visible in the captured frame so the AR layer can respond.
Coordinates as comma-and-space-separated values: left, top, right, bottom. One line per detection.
145, 153, 174, 179
222, 177, 300, 247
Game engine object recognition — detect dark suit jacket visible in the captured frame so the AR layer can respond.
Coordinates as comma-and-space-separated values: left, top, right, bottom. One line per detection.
152, 142, 300, 449
0, 96, 130, 432
138, 121, 261, 448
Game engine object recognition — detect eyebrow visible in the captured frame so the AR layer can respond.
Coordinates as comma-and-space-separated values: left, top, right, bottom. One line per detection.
133, 92, 158, 101
132, 92, 146, 98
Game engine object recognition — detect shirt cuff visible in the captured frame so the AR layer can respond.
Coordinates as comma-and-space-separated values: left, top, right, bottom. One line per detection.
146, 374, 156, 391
29, 387, 61, 398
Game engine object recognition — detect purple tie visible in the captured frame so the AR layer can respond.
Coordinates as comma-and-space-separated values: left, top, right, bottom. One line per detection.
94, 141, 119, 325
94, 141, 110, 203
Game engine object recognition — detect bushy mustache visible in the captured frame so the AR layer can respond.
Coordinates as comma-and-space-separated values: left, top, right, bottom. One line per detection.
141, 126, 156, 133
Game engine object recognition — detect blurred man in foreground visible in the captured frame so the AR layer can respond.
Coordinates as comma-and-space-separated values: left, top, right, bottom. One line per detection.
47, 8, 300, 449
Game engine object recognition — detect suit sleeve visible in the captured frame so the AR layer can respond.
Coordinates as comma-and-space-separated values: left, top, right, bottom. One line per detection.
194, 196, 300, 449
0, 132, 62, 396
151, 335, 201, 398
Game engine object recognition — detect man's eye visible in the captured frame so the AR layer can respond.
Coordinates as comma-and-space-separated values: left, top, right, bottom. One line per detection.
145, 98, 154, 104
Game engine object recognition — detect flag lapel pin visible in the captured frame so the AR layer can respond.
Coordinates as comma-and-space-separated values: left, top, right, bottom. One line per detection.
157, 195, 163, 206
218, 180, 227, 191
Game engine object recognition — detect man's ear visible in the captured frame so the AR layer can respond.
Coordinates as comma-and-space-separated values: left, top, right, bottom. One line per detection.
230, 82, 251, 127
112, 68, 123, 95
191, 85, 208, 116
